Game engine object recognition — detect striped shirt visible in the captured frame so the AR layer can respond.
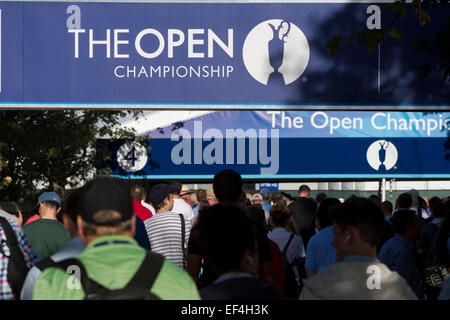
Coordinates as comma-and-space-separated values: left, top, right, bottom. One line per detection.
1, 216, 39, 300
145, 211, 190, 268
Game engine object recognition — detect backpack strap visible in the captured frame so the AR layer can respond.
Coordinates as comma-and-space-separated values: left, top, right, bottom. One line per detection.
0, 217, 18, 248
125, 251, 165, 290
0, 217, 30, 299
52, 252, 165, 300
35, 257, 57, 271
179, 214, 186, 269
282, 233, 295, 256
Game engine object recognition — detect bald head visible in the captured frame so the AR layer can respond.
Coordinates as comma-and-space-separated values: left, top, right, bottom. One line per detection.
130, 185, 146, 201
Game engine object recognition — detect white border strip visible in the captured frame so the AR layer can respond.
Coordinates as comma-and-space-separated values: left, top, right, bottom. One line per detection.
1, 103, 448, 111
0, 0, 413, 3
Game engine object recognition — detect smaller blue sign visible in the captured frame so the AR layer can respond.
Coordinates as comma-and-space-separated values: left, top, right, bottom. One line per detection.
259, 183, 279, 191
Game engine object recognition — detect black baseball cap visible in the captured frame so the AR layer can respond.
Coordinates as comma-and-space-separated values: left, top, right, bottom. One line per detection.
79, 176, 133, 226
150, 184, 179, 206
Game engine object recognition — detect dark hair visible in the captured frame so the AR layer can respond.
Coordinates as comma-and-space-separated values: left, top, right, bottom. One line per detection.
391, 210, 418, 235
198, 204, 256, 274
298, 185, 311, 194
315, 197, 341, 229
281, 192, 293, 201
315, 192, 327, 205
331, 197, 385, 247
245, 205, 266, 226
382, 200, 393, 214
431, 202, 447, 219
0, 201, 20, 216
397, 193, 413, 209
213, 169, 242, 203
168, 181, 182, 195
369, 194, 381, 205
130, 185, 146, 201
196, 189, 207, 202
269, 204, 291, 227
63, 188, 83, 223
429, 197, 442, 211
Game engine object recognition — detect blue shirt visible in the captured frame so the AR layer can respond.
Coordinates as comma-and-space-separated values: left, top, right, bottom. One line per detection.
20, 237, 85, 300
305, 226, 336, 273
438, 277, 450, 300
378, 234, 424, 299
192, 204, 200, 219
262, 201, 272, 212
134, 215, 151, 251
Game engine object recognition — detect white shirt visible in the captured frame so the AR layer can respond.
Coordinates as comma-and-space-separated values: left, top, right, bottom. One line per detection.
0, 209, 19, 223
171, 198, 194, 222
141, 200, 156, 216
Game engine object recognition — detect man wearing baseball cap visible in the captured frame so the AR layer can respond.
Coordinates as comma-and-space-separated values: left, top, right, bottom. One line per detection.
251, 193, 270, 227
23, 191, 69, 260
33, 177, 199, 300
145, 183, 191, 269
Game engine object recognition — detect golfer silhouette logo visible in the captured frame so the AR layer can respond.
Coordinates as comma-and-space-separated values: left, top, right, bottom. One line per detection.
366, 140, 398, 171
242, 19, 309, 85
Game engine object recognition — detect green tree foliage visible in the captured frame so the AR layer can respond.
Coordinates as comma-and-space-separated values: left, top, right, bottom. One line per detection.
0, 110, 141, 202
327, 0, 449, 81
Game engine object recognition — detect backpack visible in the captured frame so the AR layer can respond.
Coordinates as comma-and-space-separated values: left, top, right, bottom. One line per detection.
424, 251, 449, 290
40, 251, 165, 300
281, 233, 300, 299
0, 217, 30, 299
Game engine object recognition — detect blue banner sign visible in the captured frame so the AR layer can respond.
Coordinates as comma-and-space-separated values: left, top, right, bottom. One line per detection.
259, 183, 279, 191
0, 1, 449, 109
97, 111, 450, 179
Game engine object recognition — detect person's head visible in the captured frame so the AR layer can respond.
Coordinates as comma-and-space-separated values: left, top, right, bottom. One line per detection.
250, 193, 264, 206
382, 200, 393, 216
298, 185, 310, 198
213, 169, 242, 204
0, 201, 22, 225
429, 197, 443, 211
259, 189, 271, 203
315, 192, 327, 206
314, 197, 341, 230
269, 204, 292, 229
391, 209, 422, 242
409, 189, 420, 207
150, 184, 178, 212
369, 194, 381, 206
36, 192, 62, 219
62, 188, 83, 238
180, 185, 193, 202
396, 192, 413, 210
431, 202, 447, 219
245, 205, 266, 226
331, 197, 385, 261
198, 204, 258, 276
168, 181, 182, 198
77, 176, 136, 245
196, 189, 207, 202
130, 185, 146, 201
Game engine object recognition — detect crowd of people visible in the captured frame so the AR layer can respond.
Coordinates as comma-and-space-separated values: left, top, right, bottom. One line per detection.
1, 169, 450, 300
